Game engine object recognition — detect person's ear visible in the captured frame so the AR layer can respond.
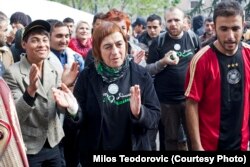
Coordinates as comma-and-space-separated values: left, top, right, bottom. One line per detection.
21, 41, 26, 50
244, 21, 246, 28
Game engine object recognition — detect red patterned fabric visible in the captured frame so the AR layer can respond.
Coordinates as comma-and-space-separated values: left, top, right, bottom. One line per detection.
68, 38, 92, 59
0, 78, 29, 167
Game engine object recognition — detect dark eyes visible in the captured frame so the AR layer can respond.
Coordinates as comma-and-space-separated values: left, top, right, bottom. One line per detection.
220, 27, 241, 32
80, 27, 89, 30
147, 26, 158, 29
31, 38, 49, 43
167, 19, 180, 23
56, 34, 69, 38
121, 26, 126, 30
104, 42, 123, 49
232, 27, 241, 31
117, 42, 123, 46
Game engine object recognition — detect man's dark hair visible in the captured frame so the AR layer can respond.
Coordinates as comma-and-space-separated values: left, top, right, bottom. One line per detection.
147, 14, 162, 25
26, 15, 32, 24
10, 12, 29, 27
213, 1, 244, 24
47, 19, 60, 26
93, 12, 104, 25
63, 17, 74, 24
204, 17, 213, 23
50, 21, 68, 34
192, 15, 204, 33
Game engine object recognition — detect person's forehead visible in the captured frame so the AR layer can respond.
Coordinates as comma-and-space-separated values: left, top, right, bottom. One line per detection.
205, 21, 213, 24
215, 15, 243, 25
147, 20, 160, 25
52, 26, 69, 33
65, 22, 74, 26
101, 32, 123, 44
165, 10, 183, 19
27, 33, 49, 39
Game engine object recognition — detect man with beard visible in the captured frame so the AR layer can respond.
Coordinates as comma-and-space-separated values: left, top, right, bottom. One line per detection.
147, 7, 201, 151
185, 0, 250, 150
199, 17, 215, 47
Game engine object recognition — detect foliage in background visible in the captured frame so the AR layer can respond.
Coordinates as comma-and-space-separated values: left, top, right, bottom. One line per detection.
49, 0, 181, 18
49, 0, 250, 20
188, 0, 250, 20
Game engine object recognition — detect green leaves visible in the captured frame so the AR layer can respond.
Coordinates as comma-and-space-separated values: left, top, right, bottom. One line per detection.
48, 0, 176, 19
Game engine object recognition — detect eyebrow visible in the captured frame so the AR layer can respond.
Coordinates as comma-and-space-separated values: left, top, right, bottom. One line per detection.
219, 25, 241, 29
102, 40, 123, 47
30, 36, 49, 40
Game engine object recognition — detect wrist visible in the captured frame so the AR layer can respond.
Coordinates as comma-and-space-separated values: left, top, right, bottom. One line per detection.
27, 86, 36, 97
159, 58, 168, 67
67, 100, 78, 116
62, 80, 75, 88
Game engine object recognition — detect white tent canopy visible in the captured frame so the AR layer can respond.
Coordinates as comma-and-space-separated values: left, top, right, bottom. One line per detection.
0, 0, 94, 25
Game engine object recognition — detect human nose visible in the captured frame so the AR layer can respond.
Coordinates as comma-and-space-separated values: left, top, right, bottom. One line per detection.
37, 40, 47, 46
111, 45, 119, 55
149, 28, 155, 32
169, 20, 176, 26
227, 29, 234, 40
62, 36, 69, 42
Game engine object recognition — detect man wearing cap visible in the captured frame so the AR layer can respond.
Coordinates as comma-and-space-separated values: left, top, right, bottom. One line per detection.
3, 19, 78, 167
132, 17, 146, 39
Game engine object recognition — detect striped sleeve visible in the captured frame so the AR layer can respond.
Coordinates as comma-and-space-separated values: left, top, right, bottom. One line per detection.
185, 45, 210, 101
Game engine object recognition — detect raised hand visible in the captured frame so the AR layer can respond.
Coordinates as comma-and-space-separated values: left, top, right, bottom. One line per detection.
62, 62, 79, 87
161, 50, 180, 66
27, 64, 40, 97
130, 85, 141, 118
133, 50, 145, 64
52, 83, 78, 115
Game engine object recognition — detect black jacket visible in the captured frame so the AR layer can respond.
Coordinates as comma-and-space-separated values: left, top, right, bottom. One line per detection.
70, 60, 160, 159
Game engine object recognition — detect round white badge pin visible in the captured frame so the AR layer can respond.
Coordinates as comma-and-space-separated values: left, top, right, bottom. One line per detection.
108, 83, 119, 94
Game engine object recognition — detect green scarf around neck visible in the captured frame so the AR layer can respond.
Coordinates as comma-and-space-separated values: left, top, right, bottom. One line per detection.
96, 58, 130, 83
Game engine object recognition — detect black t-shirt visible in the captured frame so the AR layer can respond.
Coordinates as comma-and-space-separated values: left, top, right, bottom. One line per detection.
100, 70, 132, 150
138, 31, 154, 47
147, 32, 197, 103
211, 44, 244, 150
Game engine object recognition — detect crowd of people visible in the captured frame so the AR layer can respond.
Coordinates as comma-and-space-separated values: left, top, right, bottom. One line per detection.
0, 0, 250, 167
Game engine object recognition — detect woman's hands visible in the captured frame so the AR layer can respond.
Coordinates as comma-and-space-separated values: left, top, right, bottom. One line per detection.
52, 83, 78, 115
130, 85, 141, 119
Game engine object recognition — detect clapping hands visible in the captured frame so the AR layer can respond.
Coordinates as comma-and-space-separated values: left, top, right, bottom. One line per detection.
52, 83, 78, 116
61, 62, 79, 87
